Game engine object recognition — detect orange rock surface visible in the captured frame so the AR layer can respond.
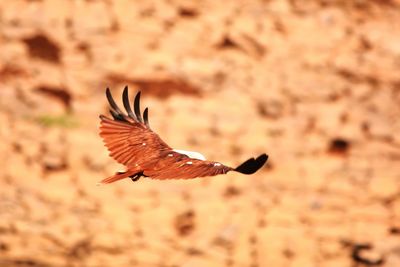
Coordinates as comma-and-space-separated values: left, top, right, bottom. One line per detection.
1, 0, 400, 266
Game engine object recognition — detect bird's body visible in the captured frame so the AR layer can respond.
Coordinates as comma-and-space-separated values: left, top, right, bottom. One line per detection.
99, 87, 268, 184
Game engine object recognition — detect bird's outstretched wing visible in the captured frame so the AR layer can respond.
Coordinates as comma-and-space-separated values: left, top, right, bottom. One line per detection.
99, 87, 171, 168
145, 151, 268, 180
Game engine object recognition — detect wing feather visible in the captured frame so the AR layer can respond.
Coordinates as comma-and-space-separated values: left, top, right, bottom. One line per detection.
106, 88, 124, 115
144, 152, 268, 179
144, 152, 233, 180
109, 109, 126, 122
143, 107, 150, 128
122, 86, 137, 121
119, 150, 136, 164
134, 92, 143, 123
100, 88, 171, 167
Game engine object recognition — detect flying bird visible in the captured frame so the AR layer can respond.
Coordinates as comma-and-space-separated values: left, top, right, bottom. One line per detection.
99, 87, 268, 184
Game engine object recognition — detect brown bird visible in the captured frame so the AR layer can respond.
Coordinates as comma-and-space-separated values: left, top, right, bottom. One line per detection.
99, 87, 268, 184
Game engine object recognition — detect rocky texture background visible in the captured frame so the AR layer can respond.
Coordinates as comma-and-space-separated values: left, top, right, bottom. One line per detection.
1, 0, 400, 266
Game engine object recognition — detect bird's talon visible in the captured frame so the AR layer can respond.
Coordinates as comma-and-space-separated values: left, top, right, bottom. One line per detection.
130, 175, 141, 182
131, 177, 139, 182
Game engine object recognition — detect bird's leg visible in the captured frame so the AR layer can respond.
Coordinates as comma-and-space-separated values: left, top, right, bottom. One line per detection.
130, 173, 142, 182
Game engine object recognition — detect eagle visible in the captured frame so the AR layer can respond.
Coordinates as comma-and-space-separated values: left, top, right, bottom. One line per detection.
99, 87, 268, 184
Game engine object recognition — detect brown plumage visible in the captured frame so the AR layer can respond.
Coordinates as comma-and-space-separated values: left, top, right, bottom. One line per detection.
99, 87, 268, 184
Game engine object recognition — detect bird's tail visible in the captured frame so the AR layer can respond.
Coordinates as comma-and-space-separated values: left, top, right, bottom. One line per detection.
98, 169, 141, 184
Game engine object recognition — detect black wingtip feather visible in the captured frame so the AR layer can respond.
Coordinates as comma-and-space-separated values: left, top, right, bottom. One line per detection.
109, 109, 127, 122
143, 107, 150, 128
234, 153, 268, 175
134, 91, 143, 123
122, 86, 137, 121
106, 88, 123, 115
103, 87, 150, 126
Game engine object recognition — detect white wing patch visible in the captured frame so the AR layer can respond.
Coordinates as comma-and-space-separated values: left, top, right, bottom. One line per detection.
173, 149, 206, 161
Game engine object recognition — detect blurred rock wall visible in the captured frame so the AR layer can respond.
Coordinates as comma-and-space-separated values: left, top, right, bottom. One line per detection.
1, 0, 400, 266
